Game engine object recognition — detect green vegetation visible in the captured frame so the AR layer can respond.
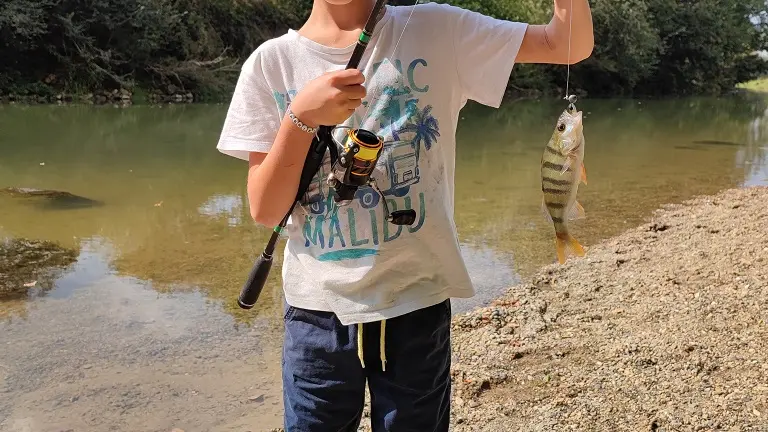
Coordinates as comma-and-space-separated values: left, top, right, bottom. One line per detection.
0, 0, 766, 102
737, 75, 768, 93
0, 0, 313, 102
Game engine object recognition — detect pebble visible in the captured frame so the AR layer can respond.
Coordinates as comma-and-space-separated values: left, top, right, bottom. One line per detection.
248, 394, 265, 403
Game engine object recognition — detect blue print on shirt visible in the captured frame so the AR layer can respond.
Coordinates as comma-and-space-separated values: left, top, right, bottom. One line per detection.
272, 58, 438, 262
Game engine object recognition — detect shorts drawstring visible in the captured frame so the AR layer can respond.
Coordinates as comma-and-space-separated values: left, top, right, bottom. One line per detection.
379, 319, 387, 371
357, 324, 365, 369
357, 319, 387, 372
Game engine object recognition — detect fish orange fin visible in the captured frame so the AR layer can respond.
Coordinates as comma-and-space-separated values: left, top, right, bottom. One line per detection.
555, 233, 586, 264
567, 200, 586, 221
568, 235, 586, 257
555, 237, 567, 264
580, 163, 587, 185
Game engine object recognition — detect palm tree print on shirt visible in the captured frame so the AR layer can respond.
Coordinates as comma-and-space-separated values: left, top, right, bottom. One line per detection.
398, 105, 440, 150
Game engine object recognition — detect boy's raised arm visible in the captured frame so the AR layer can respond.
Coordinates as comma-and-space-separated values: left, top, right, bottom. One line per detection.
517, 0, 594, 65
444, 0, 593, 108
217, 51, 368, 227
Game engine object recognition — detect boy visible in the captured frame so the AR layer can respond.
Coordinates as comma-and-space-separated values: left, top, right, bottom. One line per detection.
217, 0, 593, 430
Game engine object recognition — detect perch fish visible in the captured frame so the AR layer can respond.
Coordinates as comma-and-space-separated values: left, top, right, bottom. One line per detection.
541, 97, 587, 264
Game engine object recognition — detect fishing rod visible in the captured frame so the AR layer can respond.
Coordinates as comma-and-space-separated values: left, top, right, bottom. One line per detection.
237, 0, 417, 310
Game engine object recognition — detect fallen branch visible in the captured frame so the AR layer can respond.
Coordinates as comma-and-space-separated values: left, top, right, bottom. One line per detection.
189, 48, 230, 67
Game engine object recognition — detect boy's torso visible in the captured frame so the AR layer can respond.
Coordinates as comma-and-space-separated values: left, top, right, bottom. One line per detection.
255, 4, 476, 324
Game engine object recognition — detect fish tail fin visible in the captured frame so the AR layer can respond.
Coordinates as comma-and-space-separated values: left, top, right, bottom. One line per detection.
555, 232, 586, 264
555, 237, 567, 264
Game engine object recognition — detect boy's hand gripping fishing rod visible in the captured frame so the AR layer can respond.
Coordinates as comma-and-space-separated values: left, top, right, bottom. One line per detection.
237, 0, 418, 310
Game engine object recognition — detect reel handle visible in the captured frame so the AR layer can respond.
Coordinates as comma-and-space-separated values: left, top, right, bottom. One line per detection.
388, 209, 417, 226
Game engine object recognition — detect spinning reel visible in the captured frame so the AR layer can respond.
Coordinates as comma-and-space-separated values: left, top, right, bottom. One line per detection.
326, 126, 417, 226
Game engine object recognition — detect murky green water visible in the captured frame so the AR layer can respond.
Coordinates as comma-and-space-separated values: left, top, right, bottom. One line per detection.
1, 95, 767, 430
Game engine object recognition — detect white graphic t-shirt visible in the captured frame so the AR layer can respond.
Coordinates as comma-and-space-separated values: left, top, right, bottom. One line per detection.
217, 2, 528, 325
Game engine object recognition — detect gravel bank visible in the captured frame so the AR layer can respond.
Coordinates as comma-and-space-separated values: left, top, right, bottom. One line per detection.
449, 186, 768, 431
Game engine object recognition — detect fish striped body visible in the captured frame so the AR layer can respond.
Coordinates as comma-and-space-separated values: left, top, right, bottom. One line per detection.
541, 104, 587, 264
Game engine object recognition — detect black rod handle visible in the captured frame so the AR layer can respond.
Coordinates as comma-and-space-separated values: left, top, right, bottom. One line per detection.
237, 251, 274, 309
237, 211, 290, 310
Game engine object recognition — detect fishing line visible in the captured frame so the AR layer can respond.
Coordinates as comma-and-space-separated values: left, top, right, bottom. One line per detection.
564, 0, 574, 100
357, 0, 421, 129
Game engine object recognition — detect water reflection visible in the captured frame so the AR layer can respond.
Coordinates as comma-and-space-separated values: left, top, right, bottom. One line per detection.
451, 94, 768, 276
0, 244, 284, 431
198, 193, 245, 227
742, 106, 768, 186
2, 95, 768, 430
1, 96, 768, 323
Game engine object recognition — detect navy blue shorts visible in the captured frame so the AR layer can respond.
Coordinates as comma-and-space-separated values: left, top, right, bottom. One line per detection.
281, 299, 452, 431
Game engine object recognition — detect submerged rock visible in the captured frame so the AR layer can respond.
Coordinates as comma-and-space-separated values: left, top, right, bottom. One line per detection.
0, 238, 78, 300
0, 187, 104, 210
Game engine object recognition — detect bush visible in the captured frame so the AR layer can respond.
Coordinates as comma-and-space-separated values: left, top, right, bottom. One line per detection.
0, 0, 307, 100
0, 0, 766, 100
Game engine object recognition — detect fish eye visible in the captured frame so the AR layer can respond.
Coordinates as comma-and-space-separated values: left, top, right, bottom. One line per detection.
557, 123, 566, 132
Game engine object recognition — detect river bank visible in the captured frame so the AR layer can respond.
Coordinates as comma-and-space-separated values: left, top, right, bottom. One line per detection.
4, 187, 766, 432
2, 93, 767, 431
447, 186, 768, 431
0, 88, 199, 106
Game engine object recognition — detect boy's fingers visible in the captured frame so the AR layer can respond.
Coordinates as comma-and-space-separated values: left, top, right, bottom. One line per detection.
345, 85, 367, 100
333, 69, 365, 85
345, 98, 363, 109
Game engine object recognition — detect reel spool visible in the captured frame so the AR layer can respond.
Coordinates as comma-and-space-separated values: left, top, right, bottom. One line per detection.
326, 126, 416, 226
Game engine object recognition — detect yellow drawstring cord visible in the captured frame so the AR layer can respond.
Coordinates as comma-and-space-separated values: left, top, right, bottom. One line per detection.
357, 319, 387, 371
380, 319, 387, 371
357, 324, 365, 369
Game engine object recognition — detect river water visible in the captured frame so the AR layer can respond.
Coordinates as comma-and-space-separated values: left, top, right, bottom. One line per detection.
1, 94, 768, 431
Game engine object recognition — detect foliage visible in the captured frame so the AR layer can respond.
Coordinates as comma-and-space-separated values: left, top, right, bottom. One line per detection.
0, 0, 305, 99
0, 0, 766, 100
558, 0, 661, 96
635, 0, 767, 96
432, 0, 550, 23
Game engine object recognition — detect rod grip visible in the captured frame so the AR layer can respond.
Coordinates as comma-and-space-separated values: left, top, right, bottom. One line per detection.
237, 252, 273, 309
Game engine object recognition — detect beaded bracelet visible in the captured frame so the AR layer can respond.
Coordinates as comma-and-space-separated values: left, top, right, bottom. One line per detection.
287, 108, 317, 135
